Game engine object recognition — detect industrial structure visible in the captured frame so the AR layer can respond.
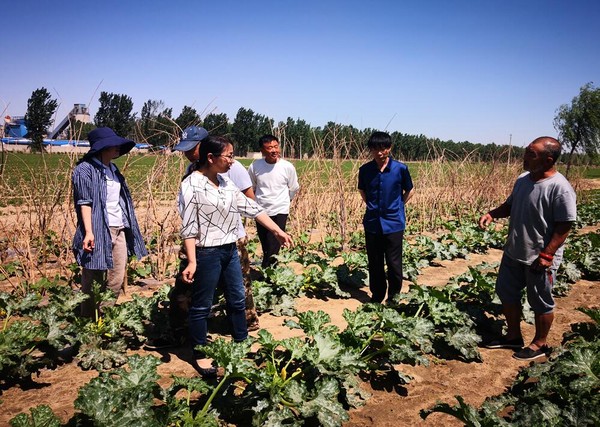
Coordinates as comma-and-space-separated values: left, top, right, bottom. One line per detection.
2, 104, 91, 140
1, 103, 149, 152
47, 104, 91, 139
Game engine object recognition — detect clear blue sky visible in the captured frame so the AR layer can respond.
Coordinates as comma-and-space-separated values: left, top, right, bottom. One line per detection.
2, 0, 599, 147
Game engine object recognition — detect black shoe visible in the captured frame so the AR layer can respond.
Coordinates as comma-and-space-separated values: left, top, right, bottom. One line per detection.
513, 345, 550, 361
484, 336, 524, 349
144, 337, 177, 351
198, 366, 218, 378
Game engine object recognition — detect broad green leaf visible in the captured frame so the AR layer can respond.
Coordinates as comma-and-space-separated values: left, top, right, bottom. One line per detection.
9, 404, 61, 427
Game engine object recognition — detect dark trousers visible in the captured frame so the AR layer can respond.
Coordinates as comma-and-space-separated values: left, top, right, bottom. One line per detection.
256, 214, 288, 268
365, 230, 404, 303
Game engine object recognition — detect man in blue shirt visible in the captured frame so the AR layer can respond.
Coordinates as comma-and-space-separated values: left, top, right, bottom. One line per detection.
358, 132, 415, 304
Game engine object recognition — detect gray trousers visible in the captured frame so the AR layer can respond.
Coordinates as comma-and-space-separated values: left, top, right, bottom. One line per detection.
80, 227, 128, 318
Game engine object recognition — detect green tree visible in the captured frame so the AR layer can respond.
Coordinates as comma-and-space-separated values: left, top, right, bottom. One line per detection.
231, 107, 274, 156
24, 88, 58, 152
94, 92, 136, 137
554, 82, 600, 176
175, 106, 201, 131
320, 122, 362, 158
70, 120, 96, 141
231, 108, 257, 155
277, 117, 313, 159
256, 114, 274, 144
203, 112, 230, 136
137, 99, 176, 148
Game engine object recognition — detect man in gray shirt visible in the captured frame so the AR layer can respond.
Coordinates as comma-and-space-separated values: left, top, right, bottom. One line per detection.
479, 136, 577, 361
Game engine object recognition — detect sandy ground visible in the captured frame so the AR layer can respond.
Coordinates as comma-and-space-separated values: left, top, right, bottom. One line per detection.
1, 178, 598, 425
1, 238, 598, 426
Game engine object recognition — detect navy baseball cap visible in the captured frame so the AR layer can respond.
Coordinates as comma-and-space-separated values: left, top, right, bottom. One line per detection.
173, 126, 209, 152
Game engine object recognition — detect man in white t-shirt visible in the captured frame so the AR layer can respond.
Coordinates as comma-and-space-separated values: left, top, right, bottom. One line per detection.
248, 134, 300, 268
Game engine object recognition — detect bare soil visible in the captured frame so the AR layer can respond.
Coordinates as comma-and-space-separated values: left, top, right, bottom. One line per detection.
1, 228, 599, 426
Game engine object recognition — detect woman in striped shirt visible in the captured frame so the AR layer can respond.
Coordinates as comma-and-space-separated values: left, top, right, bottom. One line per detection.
178, 135, 292, 377
72, 127, 147, 318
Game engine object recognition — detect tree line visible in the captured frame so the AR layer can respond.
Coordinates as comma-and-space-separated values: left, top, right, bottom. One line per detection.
21, 83, 600, 167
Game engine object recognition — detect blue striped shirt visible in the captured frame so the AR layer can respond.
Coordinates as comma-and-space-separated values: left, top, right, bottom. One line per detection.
72, 159, 147, 270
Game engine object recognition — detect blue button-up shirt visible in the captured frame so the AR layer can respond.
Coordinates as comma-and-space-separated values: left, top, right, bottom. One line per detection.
358, 158, 413, 234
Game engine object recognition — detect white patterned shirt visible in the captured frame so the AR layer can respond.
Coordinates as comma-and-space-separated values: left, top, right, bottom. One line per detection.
178, 171, 263, 247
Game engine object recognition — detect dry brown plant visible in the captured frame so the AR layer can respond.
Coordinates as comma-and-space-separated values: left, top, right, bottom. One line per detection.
285, 128, 365, 247
1, 128, 588, 286
408, 142, 521, 231
134, 149, 185, 281
0, 153, 77, 288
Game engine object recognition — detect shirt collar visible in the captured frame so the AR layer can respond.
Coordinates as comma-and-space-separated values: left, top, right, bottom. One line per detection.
373, 157, 392, 172
92, 157, 114, 172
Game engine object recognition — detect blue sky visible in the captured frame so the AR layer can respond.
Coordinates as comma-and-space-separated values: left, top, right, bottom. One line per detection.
2, 0, 599, 146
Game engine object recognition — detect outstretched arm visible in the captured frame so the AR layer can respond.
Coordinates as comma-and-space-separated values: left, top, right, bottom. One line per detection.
255, 212, 293, 248
479, 202, 511, 229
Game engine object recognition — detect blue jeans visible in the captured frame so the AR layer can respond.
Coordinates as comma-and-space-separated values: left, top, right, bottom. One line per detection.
188, 243, 248, 352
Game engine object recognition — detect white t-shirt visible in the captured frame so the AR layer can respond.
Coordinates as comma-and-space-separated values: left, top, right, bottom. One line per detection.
93, 158, 123, 227
221, 160, 253, 238
247, 158, 300, 216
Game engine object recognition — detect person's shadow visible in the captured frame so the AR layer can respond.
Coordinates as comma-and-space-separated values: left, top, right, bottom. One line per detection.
145, 314, 230, 378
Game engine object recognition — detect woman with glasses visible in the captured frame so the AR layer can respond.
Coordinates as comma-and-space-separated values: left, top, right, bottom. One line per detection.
178, 135, 292, 377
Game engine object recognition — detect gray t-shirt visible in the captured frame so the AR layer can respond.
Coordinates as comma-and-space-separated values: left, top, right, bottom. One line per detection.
505, 171, 577, 265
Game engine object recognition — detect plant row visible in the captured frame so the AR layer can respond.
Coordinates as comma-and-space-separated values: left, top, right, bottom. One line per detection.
3, 205, 599, 425
9, 255, 597, 426
421, 308, 600, 426
8, 273, 501, 426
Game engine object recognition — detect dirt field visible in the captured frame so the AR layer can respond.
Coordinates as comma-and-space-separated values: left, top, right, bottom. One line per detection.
1, 236, 598, 426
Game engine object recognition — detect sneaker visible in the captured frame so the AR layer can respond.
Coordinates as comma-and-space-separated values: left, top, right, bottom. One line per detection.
484, 336, 525, 349
513, 346, 550, 361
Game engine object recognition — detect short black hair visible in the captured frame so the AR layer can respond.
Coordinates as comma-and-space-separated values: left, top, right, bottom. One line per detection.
197, 136, 233, 168
367, 131, 392, 149
258, 134, 279, 148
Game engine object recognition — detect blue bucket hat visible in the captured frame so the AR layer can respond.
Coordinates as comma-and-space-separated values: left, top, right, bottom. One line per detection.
173, 126, 209, 152
87, 127, 135, 156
